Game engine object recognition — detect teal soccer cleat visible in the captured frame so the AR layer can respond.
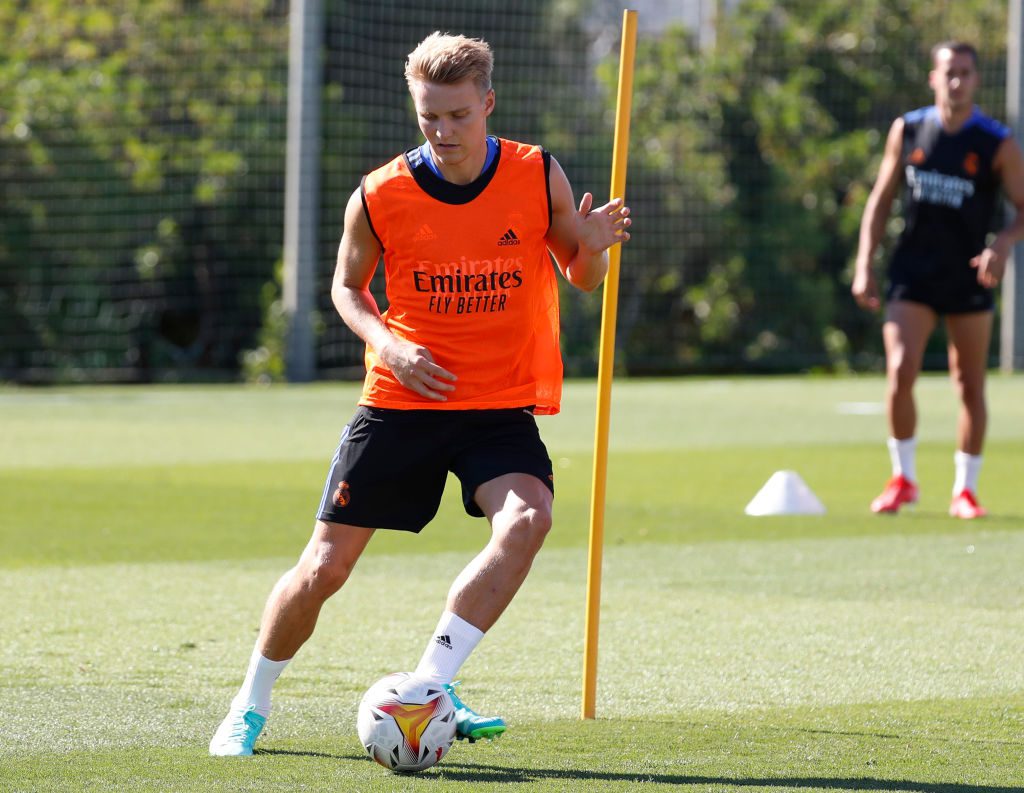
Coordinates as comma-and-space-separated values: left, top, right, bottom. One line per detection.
444, 682, 506, 743
209, 705, 266, 757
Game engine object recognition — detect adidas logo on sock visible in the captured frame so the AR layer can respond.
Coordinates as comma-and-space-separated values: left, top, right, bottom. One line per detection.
434, 634, 453, 649
497, 228, 520, 246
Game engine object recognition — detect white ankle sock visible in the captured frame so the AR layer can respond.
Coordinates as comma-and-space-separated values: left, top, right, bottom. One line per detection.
953, 450, 982, 496
414, 611, 484, 685
232, 650, 290, 717
887, 437, 917, 482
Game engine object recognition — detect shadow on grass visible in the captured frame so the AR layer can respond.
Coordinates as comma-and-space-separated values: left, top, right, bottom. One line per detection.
435, 762, 1024, 792
256, 748, 365, 761
254, 748, 1023, 791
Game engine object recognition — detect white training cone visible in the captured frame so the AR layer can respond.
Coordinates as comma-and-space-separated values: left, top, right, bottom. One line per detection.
744, 470, 826, 516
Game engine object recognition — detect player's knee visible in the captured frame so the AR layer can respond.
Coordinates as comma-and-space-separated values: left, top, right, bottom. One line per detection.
495, 506, 552, 555
887, 358, 917, 393
953, 376, 986, 410
299, 548, 354, 599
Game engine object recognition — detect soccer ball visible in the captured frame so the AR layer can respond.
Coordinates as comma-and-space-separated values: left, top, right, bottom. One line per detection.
357, 672, 457, 773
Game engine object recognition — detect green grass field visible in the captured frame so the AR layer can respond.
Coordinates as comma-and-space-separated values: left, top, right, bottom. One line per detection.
2, 376, 1023, 792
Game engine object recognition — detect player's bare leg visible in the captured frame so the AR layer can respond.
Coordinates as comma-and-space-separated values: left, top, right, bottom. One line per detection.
258, 520, 375, 661
210, 521, 374, 756
945, 311, 992, 455
872, 300, 936, 513
883, 300, 936, 441
449, 472, 552, 629
945, 310, 992, 517
418, 473, 552, 741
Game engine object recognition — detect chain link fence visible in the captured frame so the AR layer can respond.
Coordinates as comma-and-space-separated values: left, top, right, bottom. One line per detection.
0, 0, 1011, 382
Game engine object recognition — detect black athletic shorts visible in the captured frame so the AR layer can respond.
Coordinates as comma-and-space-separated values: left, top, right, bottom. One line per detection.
886, 253, 994, 314
315, 406, 554, 533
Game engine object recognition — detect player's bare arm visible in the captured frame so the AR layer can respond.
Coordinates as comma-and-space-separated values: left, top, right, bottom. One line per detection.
971, 136, 1024, 288
853, 118, 905, 310
331, 188, 457, 401
853, 118, 905, 312
544, 156, 631, 292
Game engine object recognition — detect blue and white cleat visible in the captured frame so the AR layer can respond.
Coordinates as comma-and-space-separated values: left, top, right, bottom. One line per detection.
209, 704, 266, 756
444, 682, 506, 743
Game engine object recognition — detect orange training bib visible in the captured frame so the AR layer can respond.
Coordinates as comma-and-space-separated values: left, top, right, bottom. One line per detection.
358, 138, 562, 414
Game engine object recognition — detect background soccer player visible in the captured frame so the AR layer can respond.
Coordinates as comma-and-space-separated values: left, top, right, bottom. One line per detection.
852, 40, 1024, 518
210, 31, 631, 756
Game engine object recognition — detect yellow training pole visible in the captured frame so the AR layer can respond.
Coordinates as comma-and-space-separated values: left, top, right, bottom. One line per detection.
583, 8, 638, 720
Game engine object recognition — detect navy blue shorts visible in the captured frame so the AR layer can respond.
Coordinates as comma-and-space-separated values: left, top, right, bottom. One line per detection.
887, 253, 994, 314
316, 406, 554, 533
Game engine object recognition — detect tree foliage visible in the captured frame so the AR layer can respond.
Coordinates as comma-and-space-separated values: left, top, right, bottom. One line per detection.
0, 0, 287, 380
0, 0, 1010, 381
608, 0, 1007, 372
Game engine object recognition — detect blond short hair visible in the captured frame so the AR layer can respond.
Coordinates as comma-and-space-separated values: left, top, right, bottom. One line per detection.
405, 31, 493, 94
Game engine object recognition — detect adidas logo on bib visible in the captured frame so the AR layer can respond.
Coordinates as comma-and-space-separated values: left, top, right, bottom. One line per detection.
497, 228, 520, 246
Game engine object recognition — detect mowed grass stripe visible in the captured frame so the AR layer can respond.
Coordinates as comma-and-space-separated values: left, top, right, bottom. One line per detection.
4, 537, 1023, 753
4, 375, 1024, 471
4, 698, 1023, 793
3, 441, 1022, 566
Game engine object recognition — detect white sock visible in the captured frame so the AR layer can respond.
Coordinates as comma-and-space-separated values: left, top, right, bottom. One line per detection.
953, 450, 982, 496
414, 611, 484, 685
232, 650, 290, 717
887, 437, 917, 482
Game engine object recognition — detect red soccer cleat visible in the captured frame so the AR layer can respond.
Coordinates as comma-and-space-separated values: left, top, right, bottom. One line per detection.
870, 474, 919, 514
949, 489, 987, 519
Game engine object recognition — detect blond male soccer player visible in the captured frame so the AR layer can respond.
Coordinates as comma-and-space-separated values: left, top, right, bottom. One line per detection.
852, 41, 1024, 518
210, 32, 631, 756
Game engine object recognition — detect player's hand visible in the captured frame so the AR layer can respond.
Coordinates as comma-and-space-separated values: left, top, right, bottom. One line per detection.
970, 245, 1008, 288
851, 266, 880, 312
379, 338, 456, 401
577, 193, 631, 254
